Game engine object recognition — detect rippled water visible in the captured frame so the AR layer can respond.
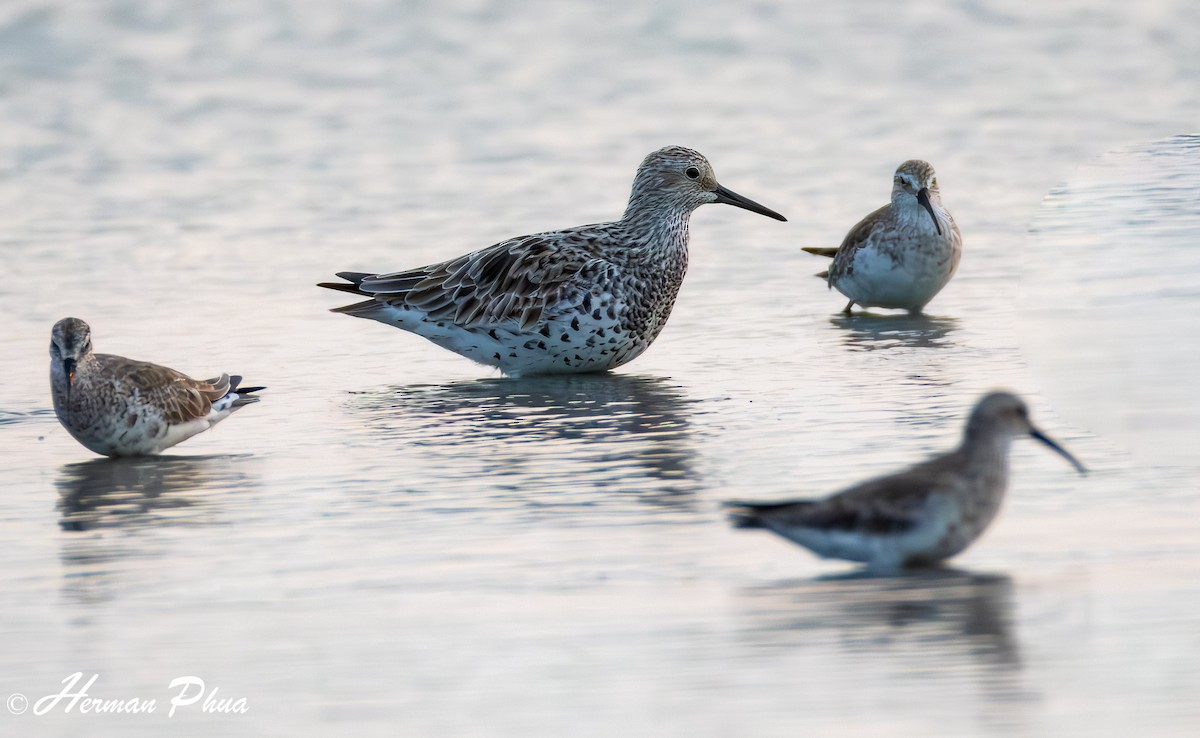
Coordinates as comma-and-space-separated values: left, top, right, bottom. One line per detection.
2, 1, 1199, 735
1023, 135, 1200, 467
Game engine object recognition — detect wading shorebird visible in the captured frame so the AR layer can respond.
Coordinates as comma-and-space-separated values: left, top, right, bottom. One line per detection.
804, 160, 961, 314
319, 146, 786, 376
727, 392, 1086, 571
49, 318, 264, 457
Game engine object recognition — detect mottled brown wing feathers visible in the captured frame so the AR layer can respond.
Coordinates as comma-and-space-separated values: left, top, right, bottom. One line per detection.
838, 205, 889, 251
352, 233, 597, 330
827, 204, 889, 284
105, 356, 228, 424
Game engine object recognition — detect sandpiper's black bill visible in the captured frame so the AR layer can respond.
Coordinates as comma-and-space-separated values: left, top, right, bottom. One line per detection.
62, 358, 76, 397
916, 188, 942, 235
712, 184, 787, 222
1030, 427, 1087, 475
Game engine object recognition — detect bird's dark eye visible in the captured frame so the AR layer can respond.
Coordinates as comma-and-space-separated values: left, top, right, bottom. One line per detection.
685, 167, 701, 180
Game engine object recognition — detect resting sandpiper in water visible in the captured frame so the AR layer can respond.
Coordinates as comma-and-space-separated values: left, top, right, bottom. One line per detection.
804, 160, 961, 314
50, 318, 264, 457
319, 146, 786, 377
727, 392, 1086, 572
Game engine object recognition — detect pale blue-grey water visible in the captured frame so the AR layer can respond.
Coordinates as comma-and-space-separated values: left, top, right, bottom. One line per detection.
1, 1, 1199, 736
1023, 135, 1200, 468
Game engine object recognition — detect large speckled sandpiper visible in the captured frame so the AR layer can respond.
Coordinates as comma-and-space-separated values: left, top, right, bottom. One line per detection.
804, 160, 961, 314
319, 146, 786, 376
50, 318, 264, 457
727, 392, 1085, 571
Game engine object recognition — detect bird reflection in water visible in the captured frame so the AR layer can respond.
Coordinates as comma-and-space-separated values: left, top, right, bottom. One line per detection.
830, 313, 960, 352
57, 455, 259, 606
57, 455, 258, 532
738, 569, 1020, 669
347, 374, 700, 508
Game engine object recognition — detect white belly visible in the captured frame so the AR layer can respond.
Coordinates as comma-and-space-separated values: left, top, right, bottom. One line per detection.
768, 495, 971, 570
836, 238, 960, 311
364, 302, 651, 377
70, 409, 220, 457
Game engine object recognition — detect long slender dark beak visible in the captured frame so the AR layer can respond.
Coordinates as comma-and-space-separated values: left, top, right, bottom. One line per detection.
712, 184, 787, 222
916, 188, 942, 235
1030, 427, 1087, 475
62, 358, 76, 398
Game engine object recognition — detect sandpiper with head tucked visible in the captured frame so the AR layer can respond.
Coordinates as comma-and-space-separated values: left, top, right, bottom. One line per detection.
727, 392, 1085, 571
804, 160, 961, 314
50, 318, 264, 457
319, 146, 787, 377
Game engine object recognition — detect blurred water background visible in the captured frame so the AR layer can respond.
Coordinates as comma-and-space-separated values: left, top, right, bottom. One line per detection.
0, 1, 1198, 735
1023, 135, 1200, 467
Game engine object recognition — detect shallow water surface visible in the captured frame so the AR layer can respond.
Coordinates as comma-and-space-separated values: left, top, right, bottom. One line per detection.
1, 1, 1199, 736
1023, 134, 1200, 467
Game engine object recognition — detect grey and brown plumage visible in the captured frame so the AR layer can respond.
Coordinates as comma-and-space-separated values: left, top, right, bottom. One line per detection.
804, 160, 962, 314
319, 146, 786, 377
727, 392, 1086, 571
49, 318, 264, 457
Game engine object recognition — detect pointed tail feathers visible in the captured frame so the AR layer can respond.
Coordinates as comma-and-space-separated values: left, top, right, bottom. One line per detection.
802, 248, 837, 280
226, 375, 265, 409
724, 499, 810, 529
317, 271, 374, 295
319, 271, 390, 315
330, 298, 388, 317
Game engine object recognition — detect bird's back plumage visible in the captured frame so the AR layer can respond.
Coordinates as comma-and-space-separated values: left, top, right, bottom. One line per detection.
49, 318, 263, 457
319, 146, 786, 376
319, 224, 665, 376
805, 162, 962, 313
726, 391, 1086, 570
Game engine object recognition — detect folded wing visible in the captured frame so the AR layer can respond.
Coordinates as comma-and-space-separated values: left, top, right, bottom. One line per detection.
319, 231, 607, 331
100, 357, 231, 424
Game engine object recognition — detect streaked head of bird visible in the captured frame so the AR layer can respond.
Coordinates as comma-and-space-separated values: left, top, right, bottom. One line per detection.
624, 146, 786, 223
50, 317, 94, 389
891, 159, 945, 235
965, 391, 1087, 474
